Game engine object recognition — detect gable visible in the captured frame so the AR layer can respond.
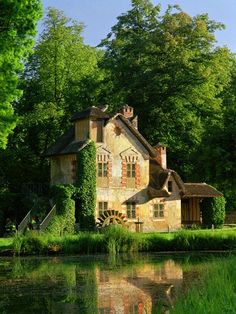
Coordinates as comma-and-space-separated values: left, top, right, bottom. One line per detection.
104, 118, 151, 160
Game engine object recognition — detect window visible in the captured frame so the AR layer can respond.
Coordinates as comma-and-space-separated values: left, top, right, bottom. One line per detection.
98, 202, 108, 216
127, 203, 136, 219
127, 163, 136, 178
153, 204, 164, 218
97, 162, 108, 177
168, 181, 173, 192
96, 120, 103, 142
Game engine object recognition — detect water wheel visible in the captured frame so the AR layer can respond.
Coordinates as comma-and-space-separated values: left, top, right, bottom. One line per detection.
96, 210, 127, 228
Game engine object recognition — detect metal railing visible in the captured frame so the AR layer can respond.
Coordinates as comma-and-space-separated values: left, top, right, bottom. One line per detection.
39, 205, 56, 232
18, 210, 31, 234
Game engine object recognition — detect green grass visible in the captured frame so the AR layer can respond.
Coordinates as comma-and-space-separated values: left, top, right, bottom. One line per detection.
171, 256, 236, 314
1, 227, 236, 256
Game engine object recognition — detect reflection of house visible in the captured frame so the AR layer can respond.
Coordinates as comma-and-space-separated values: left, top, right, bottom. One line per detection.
96, 260, 183, 313
46, 105, 222, 231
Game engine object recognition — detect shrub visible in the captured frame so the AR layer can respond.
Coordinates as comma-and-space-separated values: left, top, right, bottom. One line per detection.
201, 196, 226, 228
47, 185, 75, 236
13, 233, 47, 255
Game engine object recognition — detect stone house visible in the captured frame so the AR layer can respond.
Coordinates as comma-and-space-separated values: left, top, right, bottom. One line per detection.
46, 105, 222, 232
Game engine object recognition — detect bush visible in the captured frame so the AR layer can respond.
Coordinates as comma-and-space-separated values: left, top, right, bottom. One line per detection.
13, 233, 47, 255
201, 196, 226, 228
47, 185, 75, 236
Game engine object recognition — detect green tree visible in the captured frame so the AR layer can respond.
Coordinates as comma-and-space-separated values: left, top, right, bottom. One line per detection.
196, 55, 236, 210
0, 0, 42, 149
0, 8, 103, 192
18, 7, 103, 156
100, 0, 231, 178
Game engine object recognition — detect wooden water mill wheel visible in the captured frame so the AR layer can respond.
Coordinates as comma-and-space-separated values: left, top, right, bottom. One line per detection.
96, 210, 127, 228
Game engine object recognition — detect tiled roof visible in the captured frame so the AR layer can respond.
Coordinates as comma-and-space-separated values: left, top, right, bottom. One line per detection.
45, 127, 88, 157
183, 183, 222, 198
117, 115, 157, 158
71, 107, 110, 121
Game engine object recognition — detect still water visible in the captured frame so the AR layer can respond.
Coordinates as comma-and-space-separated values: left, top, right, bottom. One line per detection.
0, 253, 223, 314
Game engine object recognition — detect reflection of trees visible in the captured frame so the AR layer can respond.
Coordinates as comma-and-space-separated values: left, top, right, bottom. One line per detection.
0, 256, 186, 314
75, 265, 98, 314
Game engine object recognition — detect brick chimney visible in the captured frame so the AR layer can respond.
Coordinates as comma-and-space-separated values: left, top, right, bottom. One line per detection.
119, 105, 134, 119
154, 143, 167, 169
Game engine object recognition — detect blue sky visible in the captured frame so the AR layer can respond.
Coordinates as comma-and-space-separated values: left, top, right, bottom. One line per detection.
41, 0, 236, 51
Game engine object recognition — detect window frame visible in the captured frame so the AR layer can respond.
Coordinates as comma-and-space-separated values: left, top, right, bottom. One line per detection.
168, 181, 173, 192
126, 162, 136, 178
98, 201, 108, 216
153, 203, 165, 219
97, 162, 108, 177
126, 202, 136, 219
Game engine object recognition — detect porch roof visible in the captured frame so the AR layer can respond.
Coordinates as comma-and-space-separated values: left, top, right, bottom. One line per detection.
182, 183, 222, 198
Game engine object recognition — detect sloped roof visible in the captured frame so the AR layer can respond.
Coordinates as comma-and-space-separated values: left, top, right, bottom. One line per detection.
117, 114, 157, 158
45, 127, 87, 157
182, 183, 222, 198
71, 106, 110, 121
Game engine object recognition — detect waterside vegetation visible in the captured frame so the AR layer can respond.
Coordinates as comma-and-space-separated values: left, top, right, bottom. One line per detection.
1, 226, 236, 256
171, 256, 236, 314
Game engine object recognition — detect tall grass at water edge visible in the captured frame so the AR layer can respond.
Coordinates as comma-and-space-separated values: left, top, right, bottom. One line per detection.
170, 256, 236, 314
9, 227, 236, 256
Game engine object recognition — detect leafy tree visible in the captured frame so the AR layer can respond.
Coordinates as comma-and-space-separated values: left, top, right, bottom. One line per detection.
18, 7, 103, 157
196, 56, 236, 210
201, 196, 226, 228
0, 8, 103, 191
100, 0, 231, 179
0, 0, 42, 149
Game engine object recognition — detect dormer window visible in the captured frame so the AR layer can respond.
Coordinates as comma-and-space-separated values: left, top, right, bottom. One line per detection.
168, 181, 173, 192
96, 120, 103, 142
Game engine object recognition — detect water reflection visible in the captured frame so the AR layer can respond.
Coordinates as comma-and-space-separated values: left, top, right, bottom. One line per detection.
0, 255, 185, 314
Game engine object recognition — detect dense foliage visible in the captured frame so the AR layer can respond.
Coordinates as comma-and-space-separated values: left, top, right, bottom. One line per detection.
0, 0, 42, 148
201, 196, 226, 228
99, 0, 232, 180
47, 185, 75, 236
76, 141, 96, 230
0, 0, 236, 226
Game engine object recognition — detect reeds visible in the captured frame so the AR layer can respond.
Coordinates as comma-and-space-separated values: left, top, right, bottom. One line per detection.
171, 257, 236, 313
8, 228, 236, 256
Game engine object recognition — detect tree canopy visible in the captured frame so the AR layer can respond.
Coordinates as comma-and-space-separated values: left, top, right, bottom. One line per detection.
0, 0, 42, 149
100, 0, 232, 178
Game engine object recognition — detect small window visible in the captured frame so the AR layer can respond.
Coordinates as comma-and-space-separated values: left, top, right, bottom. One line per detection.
98, 202, 108, 216
153, 204, 164, 218
97, 162, 108, 177
127, 163, 136, 178
127, 202, 136, 219
168, 181, 173, 192
96, 120, 103, 142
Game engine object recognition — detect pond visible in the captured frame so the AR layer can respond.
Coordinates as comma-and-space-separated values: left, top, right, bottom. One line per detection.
0, 253, 229, 314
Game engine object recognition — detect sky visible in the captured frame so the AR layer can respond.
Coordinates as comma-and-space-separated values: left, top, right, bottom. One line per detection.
40, 0, 236, 52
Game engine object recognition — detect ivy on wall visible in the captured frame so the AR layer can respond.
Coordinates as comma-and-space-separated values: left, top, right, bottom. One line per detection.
76, 140, 96, 230
47, 184, 75, 236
